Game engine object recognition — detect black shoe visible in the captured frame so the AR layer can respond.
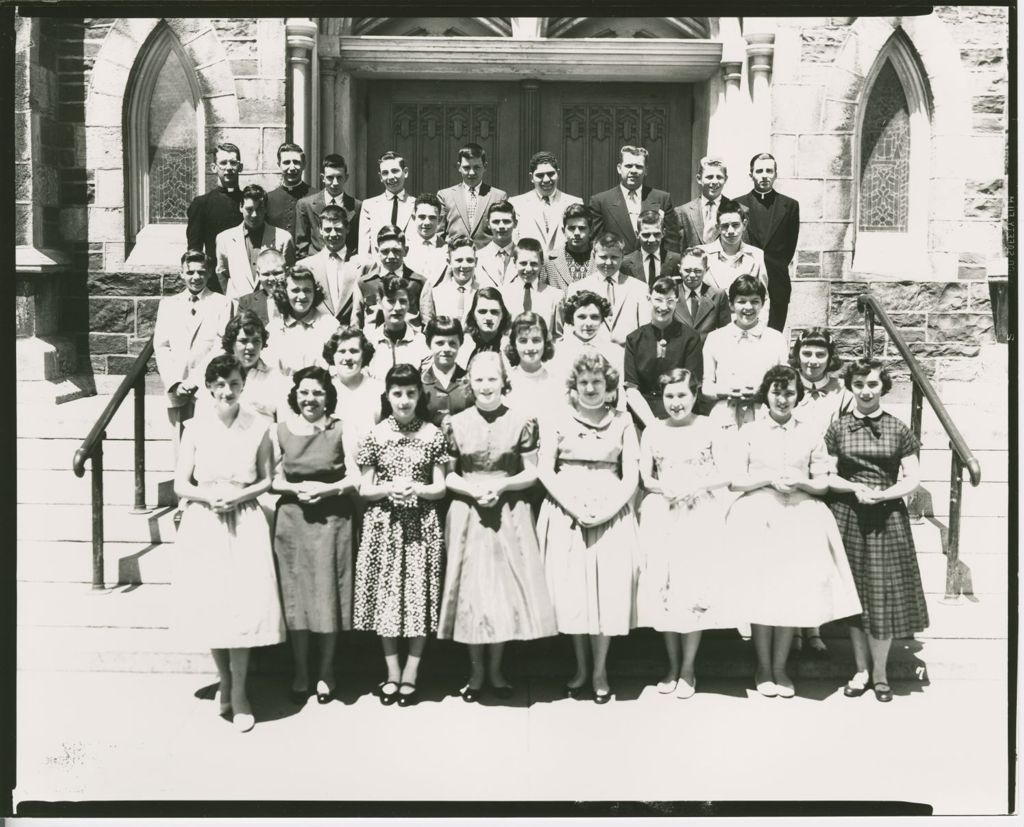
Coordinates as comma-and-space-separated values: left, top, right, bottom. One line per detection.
289, 687, 310, 706
459, 684, 483, 703
565, 683, 586, 700
593, 688, 613, 705
872, 682, 893, 703
316, 680, 335, 704
397, 682, 418, 706
492, 683, 515, 699
377, 680, 400, 706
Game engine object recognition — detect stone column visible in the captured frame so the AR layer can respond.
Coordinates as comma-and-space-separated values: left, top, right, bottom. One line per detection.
333, 69, 354, 181
520, 80, 541, 174
319, 57, 336, 158
711, 18, 749, 192
746, 29, 776, 153
286, 18, 317, 156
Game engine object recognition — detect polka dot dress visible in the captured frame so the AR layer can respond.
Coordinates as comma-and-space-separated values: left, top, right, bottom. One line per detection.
353, 416, 450, 638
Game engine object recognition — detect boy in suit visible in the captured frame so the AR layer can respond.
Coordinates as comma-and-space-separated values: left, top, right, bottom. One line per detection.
153, 250, 233, 450
419, 236, 479, 328
475, 201, 519, 287
620, 209, 682, 287
295, 153, 361, 260
235, 248, 288, 324
185, 142, 244, 284
437, 142, 508, 247
296, 204, 366, 326
699, 198, 770, 321
358, 151, 413, 258
541, 203, 595, 291
405, 193, 448, 286
735, 152, 800, 331
266, 141, 309, 243
509, 151, 582, 261
216, 184, 295, 300
674, 247, 731, 344
563, 231, 650, 346
499, 237, 559, 332
675, 156, 729, 250
588, 145, 680, 255
357, 225, 426, 327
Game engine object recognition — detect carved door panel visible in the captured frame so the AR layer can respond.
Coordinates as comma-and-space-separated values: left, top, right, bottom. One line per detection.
538, 83, 693, 204
365, 81, 521, 199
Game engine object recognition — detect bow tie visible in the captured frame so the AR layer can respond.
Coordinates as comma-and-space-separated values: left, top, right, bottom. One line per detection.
849, 416, 882, 438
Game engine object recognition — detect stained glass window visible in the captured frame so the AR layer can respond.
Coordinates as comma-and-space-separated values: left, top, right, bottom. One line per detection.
146, 47, 196, 224
859, 60, 910, 232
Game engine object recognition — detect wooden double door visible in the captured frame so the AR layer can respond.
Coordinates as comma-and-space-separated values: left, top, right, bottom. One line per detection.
365, 80, 695, 204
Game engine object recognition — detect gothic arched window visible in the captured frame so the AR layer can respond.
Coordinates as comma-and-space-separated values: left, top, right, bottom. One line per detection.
124, 23, 204, 250
859, 60, 910, 232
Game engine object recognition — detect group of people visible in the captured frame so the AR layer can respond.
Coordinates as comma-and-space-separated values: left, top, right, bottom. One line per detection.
158, 139, 929, 734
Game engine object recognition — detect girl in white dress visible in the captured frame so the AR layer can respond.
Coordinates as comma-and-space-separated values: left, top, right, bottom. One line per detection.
174, 354, 285, 732
324, 325, 383, 454
504, 311, 557, 420
636, 369, 733, 699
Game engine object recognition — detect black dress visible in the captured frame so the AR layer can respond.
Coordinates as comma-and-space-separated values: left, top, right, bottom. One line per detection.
825, 412, 929, 639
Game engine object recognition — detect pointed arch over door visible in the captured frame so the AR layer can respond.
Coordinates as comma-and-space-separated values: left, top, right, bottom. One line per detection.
852, 29, 932, 277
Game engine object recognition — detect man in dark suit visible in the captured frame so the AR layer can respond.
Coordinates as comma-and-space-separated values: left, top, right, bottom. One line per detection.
588, 145, 681, 256
736, 152, 800, 331
673, 247, 731, 344
295, 153, 362, 260
185, 142, 244, 288
235, 248, 288, 324
356, 225, 427, 328
675, 156, 728, 250
265, 141, 309, 243
620, 209, 682, 287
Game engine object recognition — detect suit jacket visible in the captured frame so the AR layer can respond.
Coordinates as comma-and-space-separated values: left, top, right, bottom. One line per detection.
153, 289, 234, 407
508, 190, 583, 259
185, 187, 243, 264
215, 223, 295, 300
735, 189, 800, 277
541, 251, 593, 292
620, 250, 682, 287
294, 189, 361, 260
235, 290, 272, 325
297, 248, 368, 326
438, 182, 508, 247
419, 276, 478, 328
405, 238, 448, 287
588, 185, 681, 255
675, 196, 722, 252
266, 181, 310, 244
673, 282, 732, 345
565, 272, 651, 346
475, 242, 517, 288
356, 263, 426, 328
421, 364, 473, 426
358, 191, 414, 257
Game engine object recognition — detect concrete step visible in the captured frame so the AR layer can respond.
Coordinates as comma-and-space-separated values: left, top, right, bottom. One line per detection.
18, 437, 175, 473
18, 540, 177, 586
18, 394, 175, 441
18, 468, 177, 506
16, 618, 1006, 681
912, 480, 1007, 518
910, 516, 1008, 556
18, 503, 180, 543
918, 448, 1007, 483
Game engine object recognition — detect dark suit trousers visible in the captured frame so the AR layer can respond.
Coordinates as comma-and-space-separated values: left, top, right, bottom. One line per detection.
765, 258, 791, 331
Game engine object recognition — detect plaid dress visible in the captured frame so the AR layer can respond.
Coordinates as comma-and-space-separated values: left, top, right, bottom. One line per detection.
824, 412, 929, 638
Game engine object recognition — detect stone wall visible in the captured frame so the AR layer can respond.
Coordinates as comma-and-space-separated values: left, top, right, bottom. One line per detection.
54, 17, 288, 373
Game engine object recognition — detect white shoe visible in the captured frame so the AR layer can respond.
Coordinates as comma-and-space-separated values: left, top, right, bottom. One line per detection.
656, 679, 678, 694
774, 681, 795, 699
675, 677, 696, 699
756, 680, 777, 698
233, 712, 255, 733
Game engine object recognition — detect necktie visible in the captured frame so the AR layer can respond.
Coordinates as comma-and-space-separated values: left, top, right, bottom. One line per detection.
328, 253, 342, 310
189, 294, 199, 316
647, 255, 656, 285
390, 194, 399, 226
522, 281, 533, 312
605, 276, 616, 306
329, 198, 337, 207
689, 290, 698, 321
467, 186, 478, 226
456, 285, 466, 317
703, 200, 717, 243
542, 196, 551, 232
498, 249, 510, 281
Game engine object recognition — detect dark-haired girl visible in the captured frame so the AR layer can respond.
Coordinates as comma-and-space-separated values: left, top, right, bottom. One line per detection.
174, 354, 284, 733
636, 369, 732, 699
505, 311, 557, 415
271, 366, 359, 706
726, 365, 861, 698
457, 286, 512, 369
324, 325, 383, 450
826, 359, 928, 703
353, 363, 450, 706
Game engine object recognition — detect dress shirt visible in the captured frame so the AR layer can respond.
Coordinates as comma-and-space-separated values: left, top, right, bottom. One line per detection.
701, 322, 789, 399
266, 306, 340, 378
421, 277, 478, 326
700, 239, 770, 295
365, 323, 431, 379
643, 251, 661, 283
323, 190, 346, 208
620, 185, 643, 229
499, 275, 559, 327
702, 196, 722, 241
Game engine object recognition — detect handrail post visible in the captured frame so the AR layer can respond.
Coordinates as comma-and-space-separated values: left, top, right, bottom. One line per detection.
131, 372, 150, 514
907, 382, 925, 523
942, 449, 964, 604
91, 440, 105, 590
863, 303, 875, 357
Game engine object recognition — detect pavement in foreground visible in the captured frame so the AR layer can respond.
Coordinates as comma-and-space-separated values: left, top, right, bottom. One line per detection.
14, 668, 1009, 814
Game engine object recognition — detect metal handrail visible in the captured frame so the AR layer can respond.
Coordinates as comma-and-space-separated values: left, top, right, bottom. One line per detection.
857, 293, 982, 602
72, 337, 154, 589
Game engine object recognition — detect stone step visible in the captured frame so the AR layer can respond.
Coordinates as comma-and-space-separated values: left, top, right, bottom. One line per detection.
18, 437, 176, 472
18, 503, 181, 543
911, 480, 1008, 518
910, 516, 1008, 557
18, 540, 177, 586
918, 448, 1007, 483
18, 468, 178, 506
16, 619, 1006, 681
18, 395, 176, 441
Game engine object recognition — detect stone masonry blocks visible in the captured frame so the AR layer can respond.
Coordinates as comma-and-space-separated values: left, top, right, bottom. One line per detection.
772, 85, 823, 133
797, 134, 852, 178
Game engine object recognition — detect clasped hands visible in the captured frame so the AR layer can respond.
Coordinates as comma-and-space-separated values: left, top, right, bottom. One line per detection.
850, 483, 887, 505
463, 480, 505, 509
293, 480, 338, 504
387, 477, 421, 507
